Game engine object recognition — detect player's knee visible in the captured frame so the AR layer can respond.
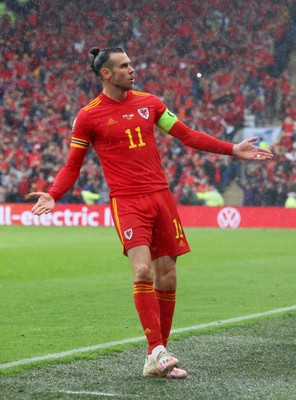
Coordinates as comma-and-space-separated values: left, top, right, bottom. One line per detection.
132, 263, 152, 282
155, 268, 177, 290
164, 269, 177, 289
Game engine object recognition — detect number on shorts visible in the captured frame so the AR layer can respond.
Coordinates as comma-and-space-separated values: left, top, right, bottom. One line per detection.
173, 218, 184, 239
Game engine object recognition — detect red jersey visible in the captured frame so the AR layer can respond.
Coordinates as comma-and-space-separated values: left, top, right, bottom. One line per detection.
48, 90, 233, 201
71, 90, 168, 198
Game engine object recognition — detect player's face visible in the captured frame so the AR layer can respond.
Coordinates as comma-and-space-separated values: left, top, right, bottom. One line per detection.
108, 52, 135, 90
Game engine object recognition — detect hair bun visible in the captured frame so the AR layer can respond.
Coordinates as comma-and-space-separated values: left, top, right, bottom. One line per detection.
89, 47, 100, 57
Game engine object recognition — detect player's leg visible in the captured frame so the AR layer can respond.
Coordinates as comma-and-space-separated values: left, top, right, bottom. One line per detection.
144, 189, 189, 378
153, 255, 177, 348
111, 196, 169, 367
111, 194, 185, 377
141, 254, 187, 379
127, 245, 163, 353
128, 246, 180, 377
150, 189, 190, 349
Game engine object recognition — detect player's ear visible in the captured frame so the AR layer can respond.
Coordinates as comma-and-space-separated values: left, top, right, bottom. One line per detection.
101, 67, 111, 80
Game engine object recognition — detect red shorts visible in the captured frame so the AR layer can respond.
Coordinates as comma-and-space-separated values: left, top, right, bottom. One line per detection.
110, 189, 190, 260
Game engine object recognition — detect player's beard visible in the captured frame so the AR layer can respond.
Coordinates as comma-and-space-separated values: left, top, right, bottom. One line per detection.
112, 75, 134, 91
116, 81, 134, 91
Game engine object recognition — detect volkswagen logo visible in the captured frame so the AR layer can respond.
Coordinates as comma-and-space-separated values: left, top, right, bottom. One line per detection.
217, 207, 241, 229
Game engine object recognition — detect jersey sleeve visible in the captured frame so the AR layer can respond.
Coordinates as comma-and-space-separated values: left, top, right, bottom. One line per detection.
48, 146, 87, 201
70, 111, 92, 151
48, 111, 91, 201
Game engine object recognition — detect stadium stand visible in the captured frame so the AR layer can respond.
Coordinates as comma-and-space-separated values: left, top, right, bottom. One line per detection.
1, 0, 296, 206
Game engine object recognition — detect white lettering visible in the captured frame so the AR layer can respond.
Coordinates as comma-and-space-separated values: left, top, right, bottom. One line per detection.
33, 214, 40, 226
88, 212, 99, 227
20, 211, 33, 226
0, 206, 5, 225
1, 206, 105, 227
81, 207, 88, 226
39, 213, 52, 226
5, 206, 12, 225
64, 209, 73, 226
52, 211, 64, 226
104, 207, 114, 227
72, 211, 81, 226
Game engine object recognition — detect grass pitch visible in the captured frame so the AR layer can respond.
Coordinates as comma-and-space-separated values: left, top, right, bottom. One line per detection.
0, 226, 295, 399
1, 315, 295, 399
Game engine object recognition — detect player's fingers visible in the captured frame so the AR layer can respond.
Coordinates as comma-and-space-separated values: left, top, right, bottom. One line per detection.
32, 206, 48, 215
256, 148, 273, 157
258, 148, 273, 155
31, 203, 41, 213
254, 153, 273, 160
247, 137, 258, 143
28, 192, 43, 198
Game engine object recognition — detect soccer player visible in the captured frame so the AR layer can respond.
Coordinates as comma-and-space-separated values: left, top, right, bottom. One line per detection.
29, 47, 273, 379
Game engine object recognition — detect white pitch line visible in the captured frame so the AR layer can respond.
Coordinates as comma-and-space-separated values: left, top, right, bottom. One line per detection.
58, 390, 138, 398
1, 305, 295, 370
59, 390, 119, 397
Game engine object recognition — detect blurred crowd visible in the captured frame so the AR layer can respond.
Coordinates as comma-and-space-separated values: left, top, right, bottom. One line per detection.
1, 0, 296, 207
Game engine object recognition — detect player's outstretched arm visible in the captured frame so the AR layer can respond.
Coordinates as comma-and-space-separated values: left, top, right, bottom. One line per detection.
28, 192, 56, 215
166, 119, 273, 159
233, 137, 273, 161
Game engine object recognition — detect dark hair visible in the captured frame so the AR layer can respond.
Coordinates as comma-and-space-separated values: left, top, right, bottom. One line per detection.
89, 47, 125, 79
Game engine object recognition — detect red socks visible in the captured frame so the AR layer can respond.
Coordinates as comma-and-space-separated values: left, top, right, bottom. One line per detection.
133, 281, 162, 352
133, 281, 176, 352
154, 288, 176, 348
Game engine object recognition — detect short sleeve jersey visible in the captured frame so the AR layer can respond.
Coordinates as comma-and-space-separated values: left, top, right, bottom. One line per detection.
71, 90, 168, 198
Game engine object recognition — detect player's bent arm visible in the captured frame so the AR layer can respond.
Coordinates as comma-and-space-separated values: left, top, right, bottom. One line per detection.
47, 146, 87, 201
29, 146, 87, 215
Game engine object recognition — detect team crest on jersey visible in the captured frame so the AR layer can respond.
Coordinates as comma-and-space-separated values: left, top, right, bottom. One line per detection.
137, 108, 149, 119
124, 228, 133, 240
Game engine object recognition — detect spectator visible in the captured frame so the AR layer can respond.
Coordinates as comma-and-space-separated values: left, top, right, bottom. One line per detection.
196, 186, 225, 206
261, 181, 278, 206
1, 0, 295, 206
285, 191, 296, 208
274, 179, 288, 206
236, 179, 261, 206
81, 189, 100, 205
0, 184, 7, 203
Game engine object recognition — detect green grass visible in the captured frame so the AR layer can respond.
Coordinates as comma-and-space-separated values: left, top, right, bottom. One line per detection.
1, 315, 295, 399
0, 226, 295, 369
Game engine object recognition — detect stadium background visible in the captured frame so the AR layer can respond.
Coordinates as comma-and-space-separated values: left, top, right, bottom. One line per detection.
1, 3, 296, 397
1, 0, 296, 208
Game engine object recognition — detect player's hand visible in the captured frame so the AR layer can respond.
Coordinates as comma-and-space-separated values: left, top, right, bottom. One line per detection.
233, 137, 273, 161
27, 192, 56, 215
